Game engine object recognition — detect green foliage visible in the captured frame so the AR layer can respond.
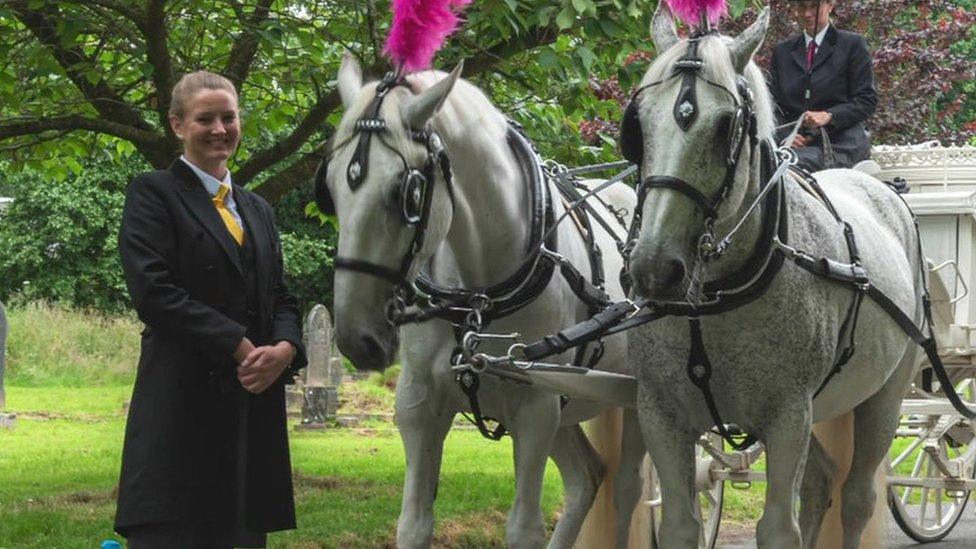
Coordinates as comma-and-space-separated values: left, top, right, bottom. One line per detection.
0, 159, 142, 313
273, 182, 338, 311
368, 364, 401, 391
0, 155, 332, 314
279, 231, 334, 313
0, 0, 659, 201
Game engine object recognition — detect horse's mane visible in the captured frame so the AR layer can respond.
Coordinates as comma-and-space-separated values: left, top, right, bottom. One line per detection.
333, 69, 509, 155
641, 34, 775, 141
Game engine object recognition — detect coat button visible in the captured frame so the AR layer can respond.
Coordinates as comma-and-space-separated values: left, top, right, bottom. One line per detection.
205, 265, 215, 272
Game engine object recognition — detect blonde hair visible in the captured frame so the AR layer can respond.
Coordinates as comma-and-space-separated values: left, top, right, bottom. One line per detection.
168, 70, 238, 119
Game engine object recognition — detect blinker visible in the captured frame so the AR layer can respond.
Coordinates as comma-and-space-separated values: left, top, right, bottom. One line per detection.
400, 170, 426, 225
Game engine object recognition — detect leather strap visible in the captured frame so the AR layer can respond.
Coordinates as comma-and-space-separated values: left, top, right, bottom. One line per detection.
639, 175, 720, 219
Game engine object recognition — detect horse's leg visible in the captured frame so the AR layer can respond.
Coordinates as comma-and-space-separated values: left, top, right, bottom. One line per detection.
547, 425, 606, 549
639, 403, 700, 549
841, 350, 917, 549
507, 395, 560, 549
395, 385, 454, 549
799, 435, 837, 549
613, 407, 647, 548
757, 405, 812, 549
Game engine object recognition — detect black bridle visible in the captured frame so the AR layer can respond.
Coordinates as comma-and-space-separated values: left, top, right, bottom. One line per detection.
626, 33, 756, 264
321, 74, 456, 316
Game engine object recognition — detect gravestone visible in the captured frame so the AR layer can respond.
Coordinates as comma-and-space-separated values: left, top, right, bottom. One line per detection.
301, 305, 341, 426
0, 299, 7, 410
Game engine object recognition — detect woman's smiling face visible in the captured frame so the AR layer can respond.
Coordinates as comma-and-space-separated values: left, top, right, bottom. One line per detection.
170, 88, 240, 173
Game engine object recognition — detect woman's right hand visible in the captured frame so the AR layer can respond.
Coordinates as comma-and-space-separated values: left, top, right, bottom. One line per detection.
233, 337, 256, 364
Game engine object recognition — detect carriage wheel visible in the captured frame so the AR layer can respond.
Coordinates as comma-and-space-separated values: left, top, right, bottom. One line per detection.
649, 433, 725, 549
887, 375, 976, 543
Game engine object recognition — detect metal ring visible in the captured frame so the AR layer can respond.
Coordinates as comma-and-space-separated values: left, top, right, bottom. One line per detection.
469, 354, 489, 373
508, 343, 527, 361
461, 331, 480, 359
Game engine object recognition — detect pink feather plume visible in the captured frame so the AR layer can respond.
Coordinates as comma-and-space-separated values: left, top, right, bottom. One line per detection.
384, 0, 473, 72
665, 0, 728, 27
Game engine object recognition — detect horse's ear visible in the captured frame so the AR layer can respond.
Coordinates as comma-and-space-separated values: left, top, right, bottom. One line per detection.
401, 61, 463, 129
651, 2, 679, 54
338, 52, 363, 109
731, 7, 770, 73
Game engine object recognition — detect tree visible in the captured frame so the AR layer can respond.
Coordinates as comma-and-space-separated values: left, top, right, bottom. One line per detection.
578, 0, 976, 148
0, 0, 659, 203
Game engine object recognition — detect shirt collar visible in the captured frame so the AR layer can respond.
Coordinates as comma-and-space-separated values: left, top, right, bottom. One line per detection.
180, 155, 233, 198
804, 24, 830, 47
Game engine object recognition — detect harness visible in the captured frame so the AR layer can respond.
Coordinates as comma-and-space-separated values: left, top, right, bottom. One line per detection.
483, 35, 976, 450
312, 75, 630, 439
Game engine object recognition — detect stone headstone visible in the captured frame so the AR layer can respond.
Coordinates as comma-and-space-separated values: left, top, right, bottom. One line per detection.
300, 304, 341, 425
304, 304, 335, 387
0, 299, 7, 410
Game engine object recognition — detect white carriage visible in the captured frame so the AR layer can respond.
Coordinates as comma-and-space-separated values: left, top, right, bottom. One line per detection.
876, 143, 976, 543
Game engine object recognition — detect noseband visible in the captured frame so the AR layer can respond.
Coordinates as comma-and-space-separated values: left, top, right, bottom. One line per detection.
625, 33, 757, 262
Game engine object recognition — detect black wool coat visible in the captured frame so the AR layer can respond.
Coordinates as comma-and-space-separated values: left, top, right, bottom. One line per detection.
114, 159, 307, 536
769, 26, 879, 166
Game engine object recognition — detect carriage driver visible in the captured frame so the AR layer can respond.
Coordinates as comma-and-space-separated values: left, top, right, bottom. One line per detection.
769, 0, 878, 171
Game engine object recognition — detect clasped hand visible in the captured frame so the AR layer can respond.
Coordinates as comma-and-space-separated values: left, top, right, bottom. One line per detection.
233, 338, 295, 394
789, 111, 833, 149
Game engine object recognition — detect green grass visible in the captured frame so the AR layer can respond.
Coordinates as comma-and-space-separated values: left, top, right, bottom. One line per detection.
0, 303, 776, 547
4, 302, 140, 387
0, 383, 560, 548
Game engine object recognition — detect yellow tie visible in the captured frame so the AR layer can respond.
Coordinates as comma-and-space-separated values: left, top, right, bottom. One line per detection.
213, 184, 244, 246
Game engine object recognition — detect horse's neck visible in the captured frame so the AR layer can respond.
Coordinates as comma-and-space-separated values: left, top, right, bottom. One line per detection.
430, 116, 534, 288
707, 146, 767, 281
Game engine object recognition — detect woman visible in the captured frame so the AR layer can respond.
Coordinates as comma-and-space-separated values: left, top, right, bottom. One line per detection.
769, 0, 878, 170
115, 71, 307, 548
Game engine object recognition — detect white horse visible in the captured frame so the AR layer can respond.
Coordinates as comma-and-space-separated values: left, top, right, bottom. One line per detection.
626, 6, 923, 548
320, 54, 645, 548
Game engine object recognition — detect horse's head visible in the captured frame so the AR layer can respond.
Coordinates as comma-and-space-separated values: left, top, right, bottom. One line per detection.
316, 53, 461, 370
626, 4, 773, 300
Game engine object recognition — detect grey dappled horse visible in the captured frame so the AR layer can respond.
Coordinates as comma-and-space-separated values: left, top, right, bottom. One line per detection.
626, 6, 922, 548
320, 54, 645, 548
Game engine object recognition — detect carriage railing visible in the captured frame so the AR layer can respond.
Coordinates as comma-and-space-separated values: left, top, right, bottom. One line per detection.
873, 143, 976, 191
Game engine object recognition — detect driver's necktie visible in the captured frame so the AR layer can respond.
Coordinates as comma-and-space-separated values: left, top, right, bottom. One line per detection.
213, 184, 244, 246
806, 40, 817, 71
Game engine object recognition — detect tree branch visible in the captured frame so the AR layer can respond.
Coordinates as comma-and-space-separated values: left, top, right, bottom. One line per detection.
236, 91, 341, 185
80, 0, 144, 24
250, 25, 562, 203
224, 0, 275, 92
252, 144, 326, 204
144, 0, 176, 128
0, 115, 161, 145
9, 1, 154, 133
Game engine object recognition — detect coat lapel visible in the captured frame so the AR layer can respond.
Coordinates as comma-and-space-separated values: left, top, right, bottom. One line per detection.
234, 187, 271, 287
170, 160, 244, 277
810, 26, 838, 73
790, 34, 808, 73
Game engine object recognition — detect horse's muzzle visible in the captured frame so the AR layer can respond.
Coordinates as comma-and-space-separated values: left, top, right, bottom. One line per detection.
335, 324, 399, 372
629, 252, 688, 300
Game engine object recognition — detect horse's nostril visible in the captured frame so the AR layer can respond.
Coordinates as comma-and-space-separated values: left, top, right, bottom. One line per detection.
661, 258, 686, 288
360, 333, 384, 356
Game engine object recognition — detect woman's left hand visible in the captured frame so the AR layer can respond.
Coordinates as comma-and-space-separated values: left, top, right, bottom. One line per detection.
237, 341, 296, 394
